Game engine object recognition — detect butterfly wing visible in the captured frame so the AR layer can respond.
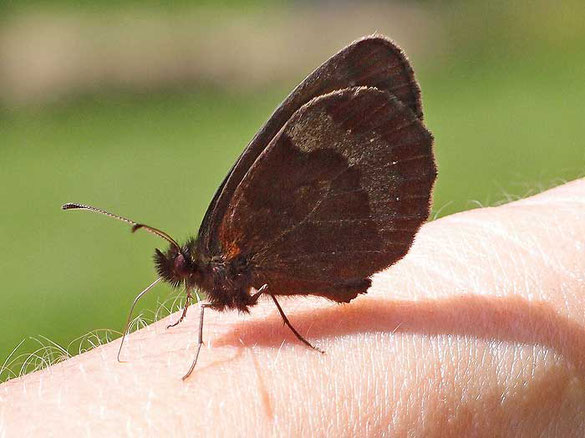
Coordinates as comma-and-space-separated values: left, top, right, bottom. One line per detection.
216, 87, 435, 302
197, 35, 423, 256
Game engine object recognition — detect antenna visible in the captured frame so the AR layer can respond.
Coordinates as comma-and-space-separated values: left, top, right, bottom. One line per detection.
62, 202, 181, 250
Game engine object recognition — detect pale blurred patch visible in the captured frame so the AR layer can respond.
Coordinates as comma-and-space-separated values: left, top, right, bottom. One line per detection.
0, 3, 444, 106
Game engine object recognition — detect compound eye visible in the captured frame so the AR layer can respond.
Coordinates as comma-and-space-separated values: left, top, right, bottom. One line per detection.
174, 253, 187, 274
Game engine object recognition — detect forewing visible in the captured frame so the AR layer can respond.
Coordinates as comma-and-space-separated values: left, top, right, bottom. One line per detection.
218, 87, 436, 302
197, 35, 423, 256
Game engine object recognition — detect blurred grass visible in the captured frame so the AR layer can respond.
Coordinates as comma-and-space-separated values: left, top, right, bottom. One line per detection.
0, 0, 282, 16
1, 0, 585, 380
425, 47, 585, 213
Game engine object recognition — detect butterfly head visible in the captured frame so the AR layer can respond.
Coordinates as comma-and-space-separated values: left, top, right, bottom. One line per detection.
154, 239, 201, 289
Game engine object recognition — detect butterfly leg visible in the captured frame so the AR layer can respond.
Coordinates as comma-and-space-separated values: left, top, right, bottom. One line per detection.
249, 283, 269, 304
182, 302, 211, 380
167, 291, 192, 329
268, 292, 325, 354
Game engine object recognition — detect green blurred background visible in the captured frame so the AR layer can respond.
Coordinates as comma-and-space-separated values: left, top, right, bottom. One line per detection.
1, 0, 584, 380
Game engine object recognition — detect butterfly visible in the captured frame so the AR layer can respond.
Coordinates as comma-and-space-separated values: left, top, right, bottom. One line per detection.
63, 34, 436, 379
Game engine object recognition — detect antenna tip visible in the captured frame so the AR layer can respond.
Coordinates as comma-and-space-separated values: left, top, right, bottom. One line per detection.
62, 203, 82, 210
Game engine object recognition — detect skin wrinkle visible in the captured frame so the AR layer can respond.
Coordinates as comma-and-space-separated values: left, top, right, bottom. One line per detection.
448, 216, 542, 262
445, 205, 577, 301
249, 348, 274, 420
403, 233, 471, 296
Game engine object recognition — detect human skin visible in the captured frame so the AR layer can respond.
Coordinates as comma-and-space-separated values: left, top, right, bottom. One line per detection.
1, 179, 584, 437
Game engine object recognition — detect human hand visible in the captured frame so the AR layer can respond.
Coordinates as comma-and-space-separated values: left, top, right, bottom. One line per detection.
1, 179, 584, 436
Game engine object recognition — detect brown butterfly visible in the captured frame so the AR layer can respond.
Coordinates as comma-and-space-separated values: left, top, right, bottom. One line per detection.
63, 34, 436, 379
